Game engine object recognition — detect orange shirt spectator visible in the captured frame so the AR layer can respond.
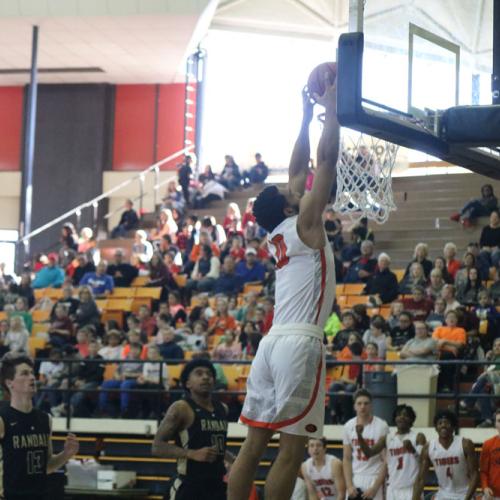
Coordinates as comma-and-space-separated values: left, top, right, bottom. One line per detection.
432, 312, 466, 356
190, 242, 220, 262
480, 428, 500, 498
208, 314, 237, 337
121, 343, 148, 360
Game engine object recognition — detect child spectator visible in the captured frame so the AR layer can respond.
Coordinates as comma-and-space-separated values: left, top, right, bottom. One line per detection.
426, 297, 447, 331
121, 330, 148, 360
158, 327, 185, 360
473, 291, 500, 351
208, 297, 237, 337
387, 311, 415, 351
402, 285, 434, 321
36, 347, 65, 413
137, 306, 157, 339
9, 296, 32, 333
364, 342, 383, 372
98, 330, 123, 360
47, 304, 74, 348
75, 328, 91, 358
179, 321, 207, 352
212, 329, 242, 361
168, 291, 187, 326
387, 301, 404, 330
331, 311, 359, 351
362, 315, 388, 359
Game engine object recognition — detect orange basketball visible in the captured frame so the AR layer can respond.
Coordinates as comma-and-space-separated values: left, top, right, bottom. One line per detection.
307, 62, 337, 100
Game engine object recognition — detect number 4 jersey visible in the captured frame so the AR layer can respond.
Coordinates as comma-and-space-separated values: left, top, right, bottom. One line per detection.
268, 215, 335, 330
0, 405, 50, 499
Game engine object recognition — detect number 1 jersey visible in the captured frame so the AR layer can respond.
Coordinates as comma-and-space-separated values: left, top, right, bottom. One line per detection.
268, 215, 335, 330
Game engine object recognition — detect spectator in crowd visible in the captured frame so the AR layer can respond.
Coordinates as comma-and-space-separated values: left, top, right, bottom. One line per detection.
441, 284, 461, 313
399, 262, 427, 294
98, 330, 123, 359
106, 249, 138, 287
402, 285, 434, 321
404, 242, 433, 279
61, 222, 78, 252
75, 328, 91, 357
328, 341, 364, 424
443, 242, 461, 280
69, 339, 105, 417
212, 329, 242, 361
426, 297, 447, 331
47, 304, 74, 348
426, 268, 445, 300
78, 227, 95, 255
177, 155, 193, 204
35, 347, 66, 413
466, 241, 490, 281
72, 253, 96, 286
168, 291, 187, 326
79, 260, 114, 297
8, 273, 35, 309
5, 316, 29, 353
213, 256, 243, 295
323, 303, 342, 344
0, 263, 14, 289
223, 202, 242, 236
451, 183, 498, 226
137, 306, 157, 339
241, 198, 258, 241
225, 236, 246, 262
121, 329, 148, 360
455, 252, 478, 291
219, 155, 241, 190
193, 176, 228, 209
244, 153, 269, 185
352, 303, 370, 332
343, 240, 377, 284
74, 286, 101, 331
235, 248, 266, 285
457, 267, 485, 305
186, 245, 221, 295
199, 164, 215, 184
364, 253, 399, 304
433, 256, 453, 284
362, 315, 388, 359
32, 253, 65, 289
179, 321, 208, 352
460, 337, 500, 427
136, 344, 169, 418
132, 230, 154, 264
150, 209, 178, 242
158, 327, 184, 360
50, 284, 79, 321
189, 231, 221, 265
98, 342, 143, 417
162, 180, 185, 215
352, 217, 374, 244
387, 301, 404, 330
387, 311, 415, 351
201, 216, 227, 247
364, 342, 383, 373
473, 291, 500, 351
208, 297, 237, 337
399, 321, 437, 361
111, 199, 139, 238
0, 320, 10, 357
58, 239, 77, 270
479, 209, 500, 269
146, 252, 175, 300
9, 296, 32, 333
433, 310, 466, 391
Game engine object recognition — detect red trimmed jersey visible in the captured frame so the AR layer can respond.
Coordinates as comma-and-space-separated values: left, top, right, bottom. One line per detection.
268, 215, 335, 329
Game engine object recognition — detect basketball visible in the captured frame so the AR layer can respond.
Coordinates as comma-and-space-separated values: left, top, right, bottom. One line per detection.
307, 62, 337, 100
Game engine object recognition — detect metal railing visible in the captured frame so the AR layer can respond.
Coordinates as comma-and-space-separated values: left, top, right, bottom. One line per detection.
18, 146, 193, 246
30, 357, 498, 428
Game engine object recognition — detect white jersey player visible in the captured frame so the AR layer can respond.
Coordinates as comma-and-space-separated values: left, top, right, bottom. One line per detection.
413, 410, 478, 500
229, 73, 341, 500
342, 389, 388, 500
301, 438, 345, 499
356, 404, 426, 500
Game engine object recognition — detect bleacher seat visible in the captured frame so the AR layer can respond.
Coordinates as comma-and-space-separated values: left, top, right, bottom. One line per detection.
112, 287, 135, 299
32, 310, 50, 323
135, 287, 162, 300
46, 288, 63, 300
34, 289, 46, 301
106, 299, 133, 312
343, 284, 365, 295
28, 337, 46, 357
174, 275, 187, 288
131, 276, 150, 287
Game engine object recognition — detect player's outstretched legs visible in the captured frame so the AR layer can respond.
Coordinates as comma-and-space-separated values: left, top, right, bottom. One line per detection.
228, 427, 274, 500
265, 432, 307, 500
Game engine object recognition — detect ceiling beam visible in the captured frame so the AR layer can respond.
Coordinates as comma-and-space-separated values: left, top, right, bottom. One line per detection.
286, 0, 335, 28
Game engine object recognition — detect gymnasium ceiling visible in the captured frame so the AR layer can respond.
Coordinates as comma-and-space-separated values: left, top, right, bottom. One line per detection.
0, 0, 492, 85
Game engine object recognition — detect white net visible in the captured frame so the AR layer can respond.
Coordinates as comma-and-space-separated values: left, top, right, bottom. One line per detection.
332, 132, 399, 224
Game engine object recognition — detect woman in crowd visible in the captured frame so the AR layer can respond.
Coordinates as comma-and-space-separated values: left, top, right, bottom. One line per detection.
61, 222, 78, 251
404, 242, 433, 279
451, 183, 498, 226
5, 316, 29, 353
433, 256, 453, 284
399, 261, 427, 294
426, 268, 445, 300
479, 209, 500, 269
150, 209, 178, 242
132, 230, 154, 264
443, 242, 461, 280
74, 286, 101, 332
223, 202, 242, 237
212, 329, 242, 361
454, 252, 477, 291
457, 267, 485, 306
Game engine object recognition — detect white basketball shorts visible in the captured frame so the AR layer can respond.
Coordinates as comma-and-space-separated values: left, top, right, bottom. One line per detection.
386, 486, 415, 500
352, 474, 384, 500
240, 323, 325, 438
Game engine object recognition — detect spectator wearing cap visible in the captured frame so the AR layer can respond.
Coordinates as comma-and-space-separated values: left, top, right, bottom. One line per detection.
111, 199, 139, 238
71, 253, 96, 286
235, 247, 266, 285
32, 253, 65, 289
106, 249, 139, 287
79, 260, 114, 297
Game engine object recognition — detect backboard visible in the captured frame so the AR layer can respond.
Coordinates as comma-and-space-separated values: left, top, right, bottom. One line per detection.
337, 0, 500, 179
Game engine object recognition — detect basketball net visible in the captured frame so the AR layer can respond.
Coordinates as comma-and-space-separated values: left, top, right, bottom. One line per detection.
332, 131, 399, 224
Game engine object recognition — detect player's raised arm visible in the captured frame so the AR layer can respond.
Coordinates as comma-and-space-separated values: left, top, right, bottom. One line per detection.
298, 74, 340, 248
412, 443, 430, 500
287, 88, 314, 199
463, 438, 479, 500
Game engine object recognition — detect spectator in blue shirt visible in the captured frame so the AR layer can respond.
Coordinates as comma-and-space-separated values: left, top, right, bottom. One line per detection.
213, 256, 243, 295
236, 248, 266, 284
158, 327, 184, 361
79, 260, 114, 297
32, 253, 65, 289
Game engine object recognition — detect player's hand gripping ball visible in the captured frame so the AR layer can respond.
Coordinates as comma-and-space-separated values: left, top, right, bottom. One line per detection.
307, 62, 337, 101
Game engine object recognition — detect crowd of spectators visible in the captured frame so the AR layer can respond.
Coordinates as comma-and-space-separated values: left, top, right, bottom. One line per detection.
0, 164, 499, 425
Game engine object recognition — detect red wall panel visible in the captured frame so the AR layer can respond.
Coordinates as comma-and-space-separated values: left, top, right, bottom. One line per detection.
0, 87, 23, 171
113, 85, 156, 171
157, 83, 186, 170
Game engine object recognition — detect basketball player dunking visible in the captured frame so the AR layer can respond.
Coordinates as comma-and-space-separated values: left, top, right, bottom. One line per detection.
152, 359, 233, 500
343, 389, 388, 500
0, 353, 79, 500
228, 75, 340, 500
356, 404, 426, 500
301, 437, 345, 500
413, 410, 478, 500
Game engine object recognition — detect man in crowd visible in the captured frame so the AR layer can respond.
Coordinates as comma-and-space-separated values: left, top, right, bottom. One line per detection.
111, 199, 139, 238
